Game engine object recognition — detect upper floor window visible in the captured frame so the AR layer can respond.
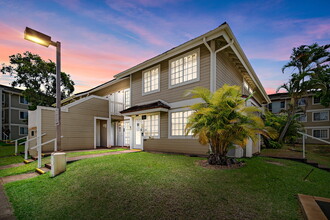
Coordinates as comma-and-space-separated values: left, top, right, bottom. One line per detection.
124, 89, 130, 109
2, 94, 5, 104
296, 113, 307, 122
313, 111, 329, 121
313, 96, 321, 105
19, 127, 28, 135
280, 101, 285, 109
170, 110, 193, 137
313, 129, 328, 139
268, 103, 273, 112
169, 49, 199, 88
19, 111, 28, 120
298, 98, 306, 106
19, 96, 28, 104
143, 65, 160, 95
142, 114, 159, 138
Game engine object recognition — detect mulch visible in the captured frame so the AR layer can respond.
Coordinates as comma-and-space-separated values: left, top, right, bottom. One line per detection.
196, 160, 245, 170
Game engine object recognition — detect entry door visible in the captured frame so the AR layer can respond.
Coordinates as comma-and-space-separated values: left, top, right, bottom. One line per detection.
134, 118, 143, 149
100, 120, 107, 147
117, 122, 124, 146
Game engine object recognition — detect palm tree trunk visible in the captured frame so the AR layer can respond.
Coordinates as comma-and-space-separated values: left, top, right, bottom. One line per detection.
278, 112, 294, 143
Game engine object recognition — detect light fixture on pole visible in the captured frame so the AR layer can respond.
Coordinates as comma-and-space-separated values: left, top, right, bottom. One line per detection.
24, 27, 62, 151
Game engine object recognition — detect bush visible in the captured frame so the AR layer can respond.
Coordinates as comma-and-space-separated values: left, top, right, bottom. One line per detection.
263, 138, 283, 149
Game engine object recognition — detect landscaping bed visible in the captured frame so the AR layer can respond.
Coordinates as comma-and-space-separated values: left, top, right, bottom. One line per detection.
4, 152, 330, 219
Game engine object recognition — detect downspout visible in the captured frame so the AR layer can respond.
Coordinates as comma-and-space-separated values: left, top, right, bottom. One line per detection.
203, 38, 234, 92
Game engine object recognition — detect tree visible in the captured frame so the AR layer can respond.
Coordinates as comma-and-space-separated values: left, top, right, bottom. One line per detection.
185, 85, 277, 165
1, 51, 75, 110
278, 43, 330, 142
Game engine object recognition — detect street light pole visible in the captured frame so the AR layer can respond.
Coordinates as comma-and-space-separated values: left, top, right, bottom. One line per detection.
55, 41, 61, 151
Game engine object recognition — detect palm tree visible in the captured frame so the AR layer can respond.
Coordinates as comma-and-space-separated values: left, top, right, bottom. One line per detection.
185, 85, 277, 165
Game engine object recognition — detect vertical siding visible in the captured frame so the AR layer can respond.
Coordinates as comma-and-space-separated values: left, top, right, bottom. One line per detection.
131, 45, 210, 105
144, 112, 209, 155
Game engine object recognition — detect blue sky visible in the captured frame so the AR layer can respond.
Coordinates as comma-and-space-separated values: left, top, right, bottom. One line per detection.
0, 0, 329, 93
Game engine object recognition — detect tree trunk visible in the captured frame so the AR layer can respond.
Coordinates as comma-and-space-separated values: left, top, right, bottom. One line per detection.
278, 112, 295, 143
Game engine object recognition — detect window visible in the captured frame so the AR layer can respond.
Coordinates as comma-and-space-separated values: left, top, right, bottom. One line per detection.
2, 110, 5, 122
31, 130, 35, 137
123, 121, 130, 145
169, 49, 199, 87
298, 98, 306, 106
170, 110, 193, 137
313, 129, 328, 139
268, 103, 272, 112
313, 111, 329, 121
280, 101, 285, 109
2, 94, 5, 104
142, 114, 159, 138
313, 96, 321, 105
19, 96, 28, 104
124, 89, 130, 109
143, 65, 160, 94
296, 113, 307, 122
19, 111, 28, 120
19, 127, 28, 135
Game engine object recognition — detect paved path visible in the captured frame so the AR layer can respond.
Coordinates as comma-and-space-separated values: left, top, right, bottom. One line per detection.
0, 163, 25, 170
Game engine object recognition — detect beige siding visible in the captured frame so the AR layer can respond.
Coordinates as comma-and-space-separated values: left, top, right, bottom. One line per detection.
131, 45, 210, 105
40, 98, 109, 152
216, 52, 243, 89
91, 78, 130, 97
143, 112, 209, 155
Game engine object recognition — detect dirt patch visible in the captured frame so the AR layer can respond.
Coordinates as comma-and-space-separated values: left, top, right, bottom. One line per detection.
196, 160, 245, 170
265, 160, 286, 166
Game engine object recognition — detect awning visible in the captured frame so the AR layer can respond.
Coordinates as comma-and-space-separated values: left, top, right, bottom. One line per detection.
120, 101, 170, 115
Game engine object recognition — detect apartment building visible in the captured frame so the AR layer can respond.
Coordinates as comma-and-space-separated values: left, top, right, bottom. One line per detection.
268, 93, 330, 144
0, 84, 29, 140
28, 22, 270, 157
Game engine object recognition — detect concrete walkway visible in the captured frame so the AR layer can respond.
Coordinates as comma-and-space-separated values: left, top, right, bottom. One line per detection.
0, 163, 25, 170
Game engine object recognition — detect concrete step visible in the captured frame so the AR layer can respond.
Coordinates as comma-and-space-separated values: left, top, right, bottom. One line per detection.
35, 167, 50, 175
23, 159, 35, 164
45, 163, 51, 169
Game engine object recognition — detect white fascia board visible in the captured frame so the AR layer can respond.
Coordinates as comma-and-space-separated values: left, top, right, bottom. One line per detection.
121, 108, 169, 116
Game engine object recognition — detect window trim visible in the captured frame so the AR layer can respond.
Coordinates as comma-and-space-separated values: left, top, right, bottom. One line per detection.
168, 48, 200, 89
124, 88, 130, 109
142, 112, 160, 139
19, 95, 28, 105
296, 113, 307, 122
168, 107, 194, 139
142, 64, 160, 96
19, 110, 28, 120
19, 126, 28, 136
312, 128, 329, 139
312, 111, 329, 122
312, 96, 321, 105
298, 98, 306, 106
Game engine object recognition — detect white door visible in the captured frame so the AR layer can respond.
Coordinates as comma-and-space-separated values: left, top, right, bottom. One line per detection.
246, 138, 253, 158
117, 122, 124, 146
134, 118, 143, 149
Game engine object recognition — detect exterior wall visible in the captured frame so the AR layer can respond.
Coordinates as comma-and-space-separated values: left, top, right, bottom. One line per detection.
216, 52, 243, 89
131, 45, 210, 105
91, 78, 130, 97
39, 98, 109, 152
143, 112, 209, 155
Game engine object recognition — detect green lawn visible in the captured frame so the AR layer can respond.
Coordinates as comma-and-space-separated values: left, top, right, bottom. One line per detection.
261, 144, 330, 167
0, 143, 24, 157
4, 152, 330, 220
0, 148, 126, 177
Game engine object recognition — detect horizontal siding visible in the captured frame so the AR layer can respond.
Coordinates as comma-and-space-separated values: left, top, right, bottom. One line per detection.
40, 98, 109, 152
92, 78, 130, 97
216, 52, 243, 89
131, 45, 210, 105
143, 112, 208, 155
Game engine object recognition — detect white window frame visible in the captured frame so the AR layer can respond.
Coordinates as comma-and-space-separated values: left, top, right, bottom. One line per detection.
312, 129, 329, 139
142, 65, 160, 96
19, 126, 28, 135
168, 48, 200, 89
19, 110, 28, 120
312, 96, 321, 105
142, 113, 160, 139
168, 108, 194, 139
124, 88, 130, 109
296, 113, 307, 122
312, 111, 329, 122
19, 95, 28, 105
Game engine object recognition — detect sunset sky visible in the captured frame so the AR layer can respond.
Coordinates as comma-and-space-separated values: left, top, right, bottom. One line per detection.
0, 0, 329, 94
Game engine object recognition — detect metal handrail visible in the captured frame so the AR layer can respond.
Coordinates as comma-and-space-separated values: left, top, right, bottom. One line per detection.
30, 136, 63, 168
297, 131, 330, 158
10, 136, 27, 155
23, 133, 46, 160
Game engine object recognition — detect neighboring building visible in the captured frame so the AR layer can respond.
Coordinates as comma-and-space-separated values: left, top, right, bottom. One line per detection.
28, 22, 270, 157
268, 93, 330, 144
0, 84, 29, 140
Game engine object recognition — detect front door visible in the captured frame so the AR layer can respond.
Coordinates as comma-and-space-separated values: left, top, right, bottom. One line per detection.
100, 120, 107, 147
134, 118, 143, 149
117, 121, 124, 146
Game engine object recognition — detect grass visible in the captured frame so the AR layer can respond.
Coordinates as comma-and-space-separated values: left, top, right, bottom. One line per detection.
4, 152, 330, 220
261, 144, 330, 167
0, 148, 126, 177
0, 143, 24, 157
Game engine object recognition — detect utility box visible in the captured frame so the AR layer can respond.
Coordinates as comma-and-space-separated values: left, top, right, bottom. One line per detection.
51, 152, 67, 177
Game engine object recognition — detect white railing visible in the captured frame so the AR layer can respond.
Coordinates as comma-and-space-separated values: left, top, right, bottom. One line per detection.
30, 136, 63, 168
21, 133, 46, 160
2, 132, 9, 142
298, 131, 330, 158
10, 136, 27, 155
